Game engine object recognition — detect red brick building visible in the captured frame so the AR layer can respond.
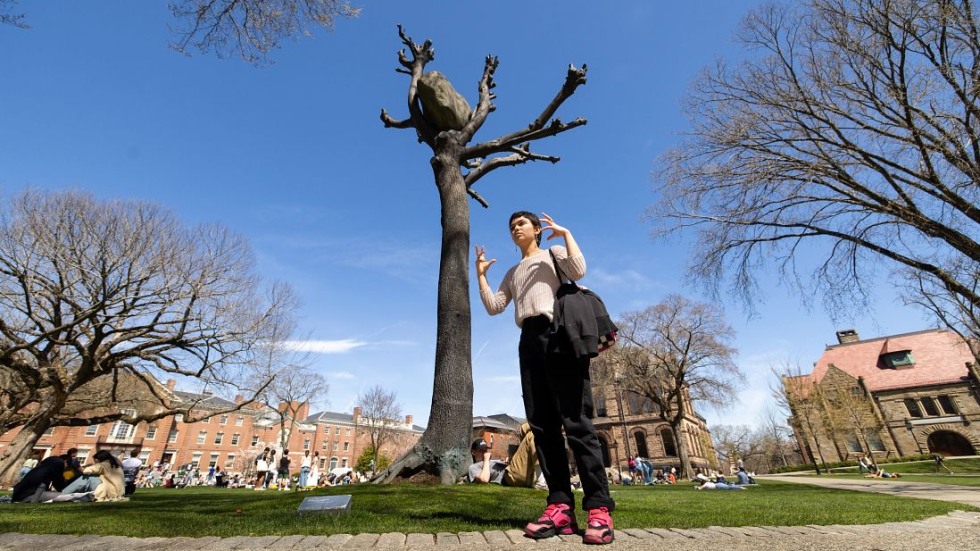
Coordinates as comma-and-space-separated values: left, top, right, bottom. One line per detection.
0, 379, 424, 477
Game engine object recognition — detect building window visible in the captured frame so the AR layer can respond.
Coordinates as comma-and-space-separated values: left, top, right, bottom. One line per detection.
304, 439, 310, 450
844, 434, 862, 453
218, 415, 227, 425
867, 433, 886, 452
236, 416, 244, 426
175, 414, 183, 423
921, 397, 940, 417
85, 425, 98, 436
346, 428, 351, 435
146, 426, 157, 439
197, 431, 208, 444
214, 432, 224, 445
341, 458, 348, 467
343, 441, 349, 452
42, 427, 55, 437
335, 427, 341, 435
231, 433, 240, 446
110, 420, 135, 440
168, 429, 179, 443
333, 442, 339, 451
225, 454, 236, 469
324, 425, 331, 434
77, 448, 91, 463
904, 398, 923, 418
251, 435, 259, 446
937, 395, 957, 415
595, 393, 607, 417
634, 432, 649, 458
139, 450, 151, 463
209, 453, 219, 468
661, 429, 677, 457
881, 351, 914, 368
191, 452, 202, 469
203, 417, 211, 424
329, 457, 338, 470
322, 442, 328, 450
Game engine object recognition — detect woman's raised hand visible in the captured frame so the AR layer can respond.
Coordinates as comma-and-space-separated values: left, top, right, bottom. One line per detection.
540, 212, 569, 240
475, 245, 496, 276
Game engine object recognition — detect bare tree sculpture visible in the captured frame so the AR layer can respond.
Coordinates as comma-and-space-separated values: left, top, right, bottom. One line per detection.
378, 27, 587, 483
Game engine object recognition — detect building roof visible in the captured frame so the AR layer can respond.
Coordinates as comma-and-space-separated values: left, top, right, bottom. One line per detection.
812, 329, 974, 392
304, 410, 355, 424
472, 416, 519, 432
174, 391, 240, 410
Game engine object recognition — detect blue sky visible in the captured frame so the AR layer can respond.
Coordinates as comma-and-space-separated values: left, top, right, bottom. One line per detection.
0, 1, 935, 431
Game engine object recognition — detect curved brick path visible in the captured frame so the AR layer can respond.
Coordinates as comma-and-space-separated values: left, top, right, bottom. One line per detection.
2, 477, 978, 550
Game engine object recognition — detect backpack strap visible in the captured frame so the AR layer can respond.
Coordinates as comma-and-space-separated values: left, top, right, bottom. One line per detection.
548, 248, 571, 284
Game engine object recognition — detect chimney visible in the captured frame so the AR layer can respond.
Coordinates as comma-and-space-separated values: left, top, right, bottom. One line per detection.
353, 406, 362, 423
836, 329, 860, 344
166, 379, 177, 391
405, 415, 413, 426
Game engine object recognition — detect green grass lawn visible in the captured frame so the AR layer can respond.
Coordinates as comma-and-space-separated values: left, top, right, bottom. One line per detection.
820, 457, 980, 486
1, 481, 974, 538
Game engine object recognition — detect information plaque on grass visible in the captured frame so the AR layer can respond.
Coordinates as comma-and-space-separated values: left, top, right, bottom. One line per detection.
297, 495, 352, 515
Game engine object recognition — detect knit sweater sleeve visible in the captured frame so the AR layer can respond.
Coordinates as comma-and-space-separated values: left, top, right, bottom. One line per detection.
480, 266, 515, 316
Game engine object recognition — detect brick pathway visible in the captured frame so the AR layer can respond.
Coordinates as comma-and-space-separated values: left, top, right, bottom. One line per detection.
2, 511, 979, 550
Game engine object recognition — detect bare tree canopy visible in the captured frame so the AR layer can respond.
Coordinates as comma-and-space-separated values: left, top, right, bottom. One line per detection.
609, 294, 744, 476
0, 189, 299, 484
653, 0, 980, 346
262, 363, 329, 449
0, 0, 27, 28
169, 0, 360, 64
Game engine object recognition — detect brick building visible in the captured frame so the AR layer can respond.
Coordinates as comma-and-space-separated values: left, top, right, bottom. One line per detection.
785, 328, 980, 464
1, 378, 424, 477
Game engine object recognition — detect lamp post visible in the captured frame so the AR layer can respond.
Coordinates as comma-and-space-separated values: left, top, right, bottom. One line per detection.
611, 441, 620, 484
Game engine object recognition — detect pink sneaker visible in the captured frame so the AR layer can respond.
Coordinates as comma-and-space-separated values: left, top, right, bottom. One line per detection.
583, 507, 614, 545
524, 503, 578, 539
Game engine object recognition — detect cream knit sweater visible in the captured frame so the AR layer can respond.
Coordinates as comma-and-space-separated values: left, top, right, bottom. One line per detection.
480, 245, 587, 327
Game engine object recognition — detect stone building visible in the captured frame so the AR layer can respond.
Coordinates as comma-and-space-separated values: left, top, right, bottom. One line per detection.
1, 378, 424, 478
590, 379, 717, 475
785, 328, 980, 465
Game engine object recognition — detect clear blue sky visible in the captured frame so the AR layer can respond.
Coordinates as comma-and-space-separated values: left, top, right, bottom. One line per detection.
0, 1, 934, 430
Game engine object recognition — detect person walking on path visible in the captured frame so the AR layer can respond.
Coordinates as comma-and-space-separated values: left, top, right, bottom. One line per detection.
477, 211, 616, 545
934, 454, 954, 474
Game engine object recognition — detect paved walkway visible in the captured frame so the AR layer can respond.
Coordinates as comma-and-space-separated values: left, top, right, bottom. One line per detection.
2, 477, 979, 550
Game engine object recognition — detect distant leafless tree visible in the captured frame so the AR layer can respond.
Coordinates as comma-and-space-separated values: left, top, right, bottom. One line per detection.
0, 189, 298, 486
356, 385, 402, 476
613, 294, 744, 477
773, 362, 832, 473
261, 363, 329, 450
653, 0, 980, 353
169, 0, 360, 65
378, 27, 588, 483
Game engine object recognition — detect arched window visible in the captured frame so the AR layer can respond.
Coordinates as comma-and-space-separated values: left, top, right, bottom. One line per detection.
661, 428, 677, 457
634, 432, 649, 458
329, 457, 339, 470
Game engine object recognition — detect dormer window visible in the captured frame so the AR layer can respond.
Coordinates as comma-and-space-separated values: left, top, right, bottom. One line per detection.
880, 350, 914, 369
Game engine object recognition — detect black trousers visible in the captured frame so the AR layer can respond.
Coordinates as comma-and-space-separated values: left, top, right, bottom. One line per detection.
519, 315, 615, 512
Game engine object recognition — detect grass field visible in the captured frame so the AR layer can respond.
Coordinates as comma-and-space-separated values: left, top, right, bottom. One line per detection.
819, 457, 980, 486
1, 480, 974, 538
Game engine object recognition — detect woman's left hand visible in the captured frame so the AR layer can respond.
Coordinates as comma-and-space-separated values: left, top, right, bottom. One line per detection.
540, 212, 569, 240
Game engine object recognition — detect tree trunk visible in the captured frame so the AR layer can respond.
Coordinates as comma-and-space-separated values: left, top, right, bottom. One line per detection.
377, 140, 474, 484
0, 405, 59, 488
672, 418, 691, 479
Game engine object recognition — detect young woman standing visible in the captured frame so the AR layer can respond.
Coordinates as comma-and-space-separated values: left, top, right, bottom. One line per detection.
476, 211, 615, 545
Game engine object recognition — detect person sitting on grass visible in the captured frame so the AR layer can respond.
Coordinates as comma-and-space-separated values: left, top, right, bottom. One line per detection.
82, 450, 127, 501
734, 467, 754, 485
695, 474, 746, 490
11, 456, 95, 503
466, 424, 544, 488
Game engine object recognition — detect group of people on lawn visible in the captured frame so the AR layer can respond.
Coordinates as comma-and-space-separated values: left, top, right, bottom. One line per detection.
11, 447, 142, 503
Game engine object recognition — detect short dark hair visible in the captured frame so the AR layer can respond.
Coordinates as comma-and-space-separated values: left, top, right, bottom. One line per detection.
509, 211, 542, 245
131, 450, 140, 458
66, 448, 78, 456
